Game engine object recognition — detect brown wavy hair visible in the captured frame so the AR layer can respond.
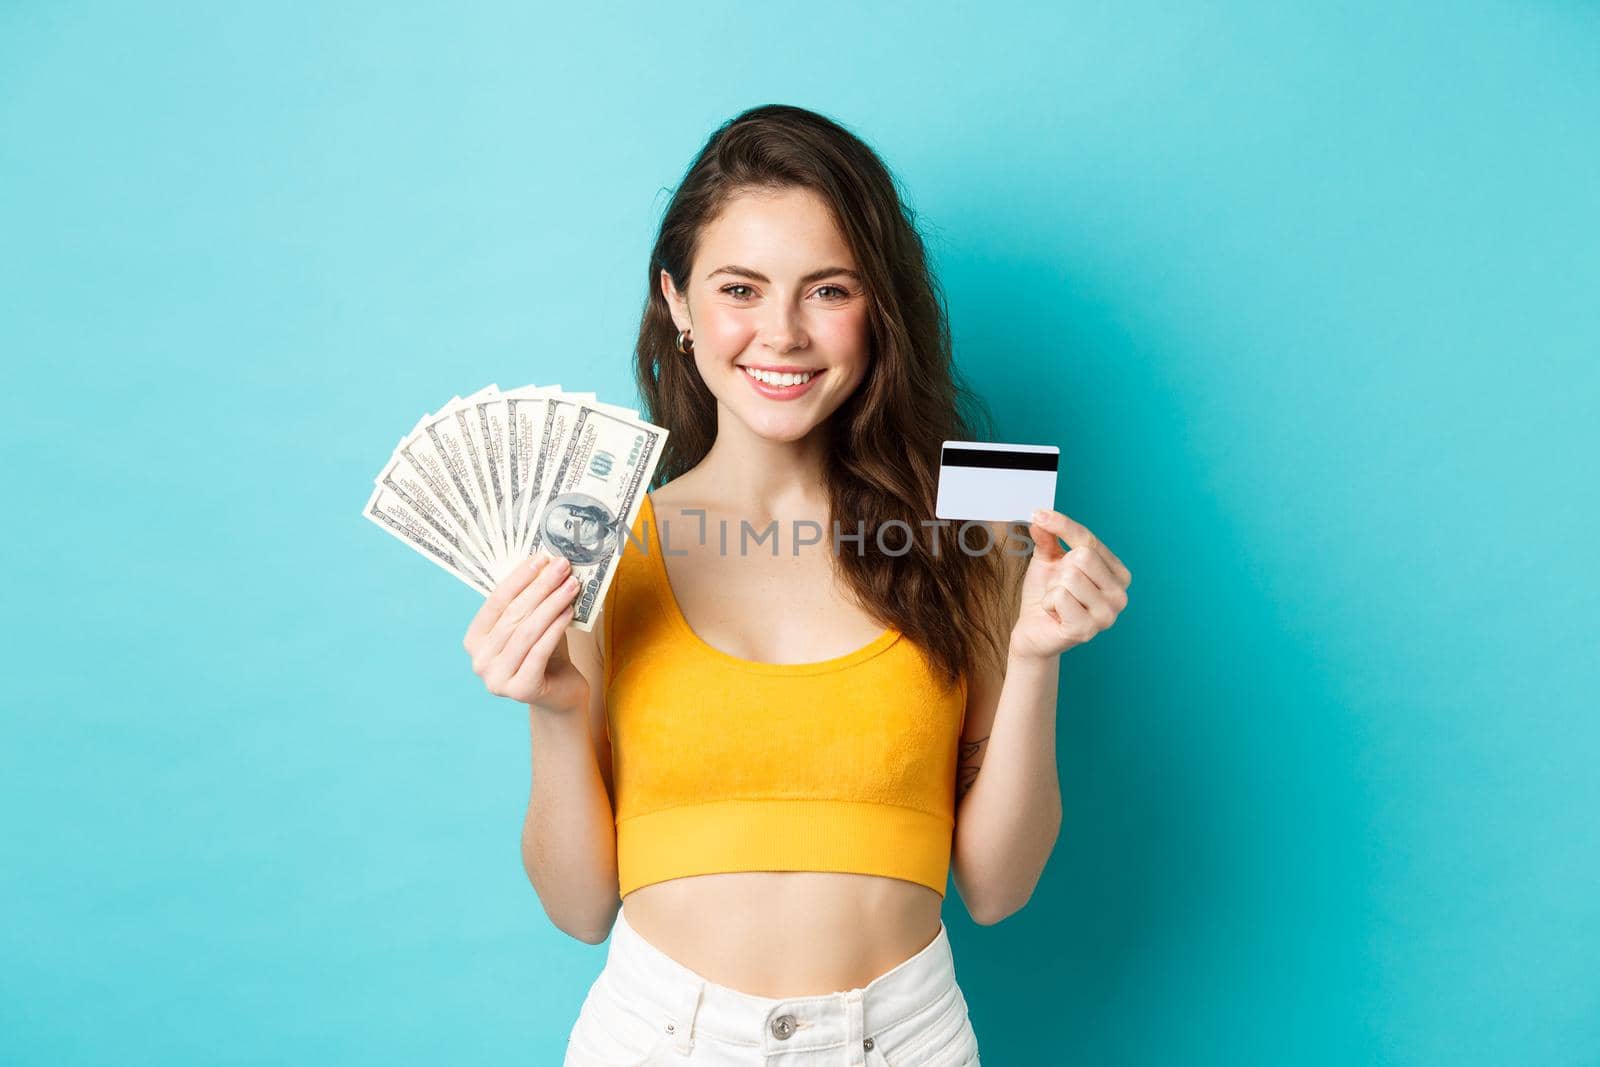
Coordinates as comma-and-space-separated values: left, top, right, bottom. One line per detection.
632, 103, 1023, 689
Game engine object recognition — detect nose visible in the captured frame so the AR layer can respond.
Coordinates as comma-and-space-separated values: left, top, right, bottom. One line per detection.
761, 301, 808, 353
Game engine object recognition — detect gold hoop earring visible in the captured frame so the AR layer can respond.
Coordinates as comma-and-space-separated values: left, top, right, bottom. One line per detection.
675, 329, 694, 355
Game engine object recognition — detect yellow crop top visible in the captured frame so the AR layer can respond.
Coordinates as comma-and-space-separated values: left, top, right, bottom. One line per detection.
600, 491, 969, 899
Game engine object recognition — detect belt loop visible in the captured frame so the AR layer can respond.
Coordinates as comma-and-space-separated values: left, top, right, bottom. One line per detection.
844, 988, 866, 1067
667, 978, 703, 1054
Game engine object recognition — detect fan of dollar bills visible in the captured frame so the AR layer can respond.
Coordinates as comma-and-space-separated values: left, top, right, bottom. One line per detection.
362, 383, 668, 631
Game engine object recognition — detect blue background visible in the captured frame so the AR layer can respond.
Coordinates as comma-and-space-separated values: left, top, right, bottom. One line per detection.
4, 3, 1597, 1064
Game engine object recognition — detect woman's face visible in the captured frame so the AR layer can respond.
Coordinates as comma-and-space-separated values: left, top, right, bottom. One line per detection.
662, 186, 871, 443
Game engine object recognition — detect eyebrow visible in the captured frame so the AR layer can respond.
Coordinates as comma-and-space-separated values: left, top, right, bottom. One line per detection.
705, 264, 862, 285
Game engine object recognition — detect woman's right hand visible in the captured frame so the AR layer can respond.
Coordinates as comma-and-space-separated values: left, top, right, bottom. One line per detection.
463, 552, 588, 713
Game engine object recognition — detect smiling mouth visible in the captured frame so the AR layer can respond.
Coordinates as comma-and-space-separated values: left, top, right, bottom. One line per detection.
739, 365, 824, 386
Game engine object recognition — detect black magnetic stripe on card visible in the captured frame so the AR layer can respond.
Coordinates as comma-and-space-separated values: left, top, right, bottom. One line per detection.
941, 447, 1059, 471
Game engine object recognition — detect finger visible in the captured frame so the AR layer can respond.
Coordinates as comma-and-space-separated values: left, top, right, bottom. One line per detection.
485, 554, 572, 658
1042, 583, 1078, 627
484, 576, 578, 693
1066, 545, 1124, 602
1029, 508, 1090, 549
1093, 541, 1132, 588
500, 570, 580, 666
1057, 567, 1117, 629
1033, 509, 1131, 588
506, 594, 580, 693
484, 554, 573, 659
466, 553, 550, 645
1025, 515, 1068, 563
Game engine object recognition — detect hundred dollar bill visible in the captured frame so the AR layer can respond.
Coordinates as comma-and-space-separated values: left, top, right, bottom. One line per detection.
362, 482, 495, 595
511, 390, 593, 557
527, 404, 668, 631
386, 414, 500, 572
364, 384, 652, 603
482, 387, 637, 580
474, 384, 531, 562
450, 385, 507, 565
513, 394, 641, 558
504, 386, 579, 560
372, 437, 499, 579
415, 398, 503, 572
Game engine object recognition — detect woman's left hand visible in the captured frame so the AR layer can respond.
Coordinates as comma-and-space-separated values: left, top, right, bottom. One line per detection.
1009, 508, 1132, 660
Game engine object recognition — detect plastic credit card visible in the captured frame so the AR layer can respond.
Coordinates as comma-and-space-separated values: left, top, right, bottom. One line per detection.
935, 441, 1060, 521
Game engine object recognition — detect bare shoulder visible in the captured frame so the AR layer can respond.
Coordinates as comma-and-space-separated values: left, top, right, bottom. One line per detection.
645, 476, 702, 519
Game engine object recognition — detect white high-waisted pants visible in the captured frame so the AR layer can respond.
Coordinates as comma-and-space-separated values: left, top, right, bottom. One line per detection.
563, 906, 981, 1066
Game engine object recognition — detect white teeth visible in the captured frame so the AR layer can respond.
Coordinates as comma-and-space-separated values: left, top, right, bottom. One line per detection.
742, 366, 815, 386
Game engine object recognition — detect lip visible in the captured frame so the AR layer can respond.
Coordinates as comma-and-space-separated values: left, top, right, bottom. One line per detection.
738, 364, 826, 401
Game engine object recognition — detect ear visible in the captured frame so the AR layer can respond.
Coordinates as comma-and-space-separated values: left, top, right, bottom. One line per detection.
660, 268, 692, 333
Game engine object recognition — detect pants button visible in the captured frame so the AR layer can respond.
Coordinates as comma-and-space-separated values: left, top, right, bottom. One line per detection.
770, 1014, 797, 1039
864, 1037, 875, 1050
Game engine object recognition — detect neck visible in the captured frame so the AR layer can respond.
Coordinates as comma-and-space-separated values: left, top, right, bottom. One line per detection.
688, 405, 835, 517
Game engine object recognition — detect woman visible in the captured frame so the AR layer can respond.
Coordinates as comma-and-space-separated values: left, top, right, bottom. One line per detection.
463, 104, 1131, 1065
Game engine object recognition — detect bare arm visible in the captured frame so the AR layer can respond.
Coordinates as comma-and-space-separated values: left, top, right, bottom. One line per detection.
949, 649, 1062, 925
950, 526, 1064, 924
462, 553, 620, 944
952, 507, 1132, 924
521, 613, 621, 944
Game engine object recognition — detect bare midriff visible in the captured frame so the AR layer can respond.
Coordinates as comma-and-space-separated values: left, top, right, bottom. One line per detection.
621, 870, 944, 998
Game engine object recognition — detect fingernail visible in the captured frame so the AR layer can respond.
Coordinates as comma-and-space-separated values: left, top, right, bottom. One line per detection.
564, 575, 578, 590
1031, 509, 1046, 523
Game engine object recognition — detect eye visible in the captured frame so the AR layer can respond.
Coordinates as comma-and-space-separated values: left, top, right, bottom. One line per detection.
720, 284, 755, 300
815, 284, 852, 300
